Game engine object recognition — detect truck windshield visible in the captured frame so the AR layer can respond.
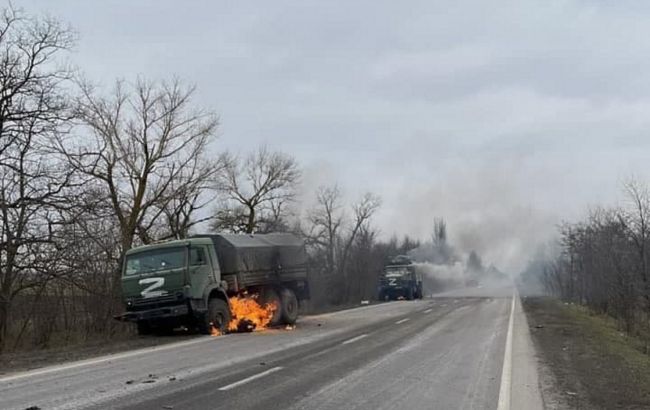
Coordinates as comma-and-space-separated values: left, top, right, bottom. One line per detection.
125, 247, 186, 276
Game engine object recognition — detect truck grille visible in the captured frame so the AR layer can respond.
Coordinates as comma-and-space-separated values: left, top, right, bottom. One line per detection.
130, 293, 183, 310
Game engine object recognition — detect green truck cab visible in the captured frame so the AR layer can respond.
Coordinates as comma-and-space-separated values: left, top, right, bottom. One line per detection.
115, 233, 310, 335
378, 255, 423, 301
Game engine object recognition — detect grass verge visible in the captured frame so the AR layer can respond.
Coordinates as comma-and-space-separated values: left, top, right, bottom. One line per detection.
523, 297, 650, 410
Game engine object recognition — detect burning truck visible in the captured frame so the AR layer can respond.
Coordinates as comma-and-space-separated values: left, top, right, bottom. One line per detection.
378, 255, 423, 301
115, 233, 310, 335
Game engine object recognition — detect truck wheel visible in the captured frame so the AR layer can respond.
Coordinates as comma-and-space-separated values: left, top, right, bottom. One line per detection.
406, 288, 414, 300
261, 288, 282, 326
200, 298, 231, 335
137, 321, 152, 336
280, 288, 298, 325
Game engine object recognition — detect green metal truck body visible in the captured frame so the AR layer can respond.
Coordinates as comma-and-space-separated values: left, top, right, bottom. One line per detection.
116, 233, 310, 334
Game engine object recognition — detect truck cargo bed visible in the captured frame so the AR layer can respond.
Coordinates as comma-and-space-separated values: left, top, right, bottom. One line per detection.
192, 233, 308, 292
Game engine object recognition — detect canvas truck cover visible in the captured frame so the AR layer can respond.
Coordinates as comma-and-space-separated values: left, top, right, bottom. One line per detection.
191, 233, 307, 276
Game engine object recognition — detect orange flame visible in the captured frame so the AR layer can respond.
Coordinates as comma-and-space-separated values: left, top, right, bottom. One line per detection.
228, 294, 277, 332
210, 325, 221, 337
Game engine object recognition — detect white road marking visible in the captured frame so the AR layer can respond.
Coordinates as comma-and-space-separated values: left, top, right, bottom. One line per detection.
341, 334, 368, 345
218, 366, 284, 391
423, 308, 432, 313
497, 293, 516, 410
0, 337, 215, 383
395, 318, 410, 324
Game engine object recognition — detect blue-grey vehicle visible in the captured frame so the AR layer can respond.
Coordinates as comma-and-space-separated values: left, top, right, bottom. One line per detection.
378, 256, 423, 301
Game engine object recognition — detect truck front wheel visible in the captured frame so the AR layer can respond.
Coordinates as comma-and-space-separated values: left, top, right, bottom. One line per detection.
405, 287, 414, 300
280, 288, 298, 325
200, 298, 231, 335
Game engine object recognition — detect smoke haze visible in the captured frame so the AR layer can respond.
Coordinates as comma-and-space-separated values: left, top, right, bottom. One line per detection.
24, 0, 650, 274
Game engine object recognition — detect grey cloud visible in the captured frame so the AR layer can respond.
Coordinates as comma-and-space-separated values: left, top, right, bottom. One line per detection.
22, 0, 650, 271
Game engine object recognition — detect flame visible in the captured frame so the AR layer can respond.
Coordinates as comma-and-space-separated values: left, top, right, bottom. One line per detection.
210, 324, 221, 337
228, 294, 277, 332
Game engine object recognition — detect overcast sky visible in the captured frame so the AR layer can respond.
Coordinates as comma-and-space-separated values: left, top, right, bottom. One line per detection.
22, 0, 650, 271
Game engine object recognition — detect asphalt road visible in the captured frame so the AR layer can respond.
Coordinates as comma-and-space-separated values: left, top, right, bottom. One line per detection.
0, 288, 543, 410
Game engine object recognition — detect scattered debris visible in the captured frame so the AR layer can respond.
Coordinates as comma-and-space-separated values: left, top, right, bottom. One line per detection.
285, 324, 296, 330
125, 380, 134, 385
25, 406, 41, 410
237, 318, 256, 333
162, 405, 174, 409
535, 324, 544, 329
260, 362, 266, 366
566, 391, 577, 396
168, 377, 177, 382
142, 379, 156, 384
360, 300, 370, 305
317, 323, 322, 327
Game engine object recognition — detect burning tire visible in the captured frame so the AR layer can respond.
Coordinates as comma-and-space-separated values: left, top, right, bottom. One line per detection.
280, 288, 298, 325
200, 298, 231, 335
261, 288, 282, 326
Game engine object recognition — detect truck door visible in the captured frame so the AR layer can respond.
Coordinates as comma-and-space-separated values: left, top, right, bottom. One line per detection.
188, 246, 214, 300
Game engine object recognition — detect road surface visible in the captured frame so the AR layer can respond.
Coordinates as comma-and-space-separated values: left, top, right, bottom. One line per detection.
0, 289, 543, 410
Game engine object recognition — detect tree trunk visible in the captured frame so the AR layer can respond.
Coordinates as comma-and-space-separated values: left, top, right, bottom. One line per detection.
245, 205, 256, 234
0, 293, 10, 353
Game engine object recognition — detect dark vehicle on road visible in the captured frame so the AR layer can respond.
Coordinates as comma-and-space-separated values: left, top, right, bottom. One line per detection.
378, 255, 423, 301
115, 233, 310, 335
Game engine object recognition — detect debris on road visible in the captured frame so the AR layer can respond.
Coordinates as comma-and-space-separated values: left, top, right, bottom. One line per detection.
235, 317, 257, 333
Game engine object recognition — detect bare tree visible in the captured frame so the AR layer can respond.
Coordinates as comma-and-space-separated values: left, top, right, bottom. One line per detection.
0, 6, 74, 351
305, 185, 344, 275
303, 187, 381, 304
214, 147, 300, 234
339, 192, 382, 279
155, 154, 222, 240
621, 179, 650, 309
61, 77, 218, 254
433, 217, 447, 246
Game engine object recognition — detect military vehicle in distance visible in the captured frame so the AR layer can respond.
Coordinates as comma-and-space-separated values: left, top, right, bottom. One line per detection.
378, 255, 423, 301
115, 233, 309, 335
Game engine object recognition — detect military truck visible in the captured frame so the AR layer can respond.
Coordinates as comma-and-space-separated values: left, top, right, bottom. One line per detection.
378, 255, 423, 301
115, 233, 309, 335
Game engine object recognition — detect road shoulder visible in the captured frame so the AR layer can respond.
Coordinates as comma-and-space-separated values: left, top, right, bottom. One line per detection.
510, 295, 544, 410
522, 297, 650, 410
